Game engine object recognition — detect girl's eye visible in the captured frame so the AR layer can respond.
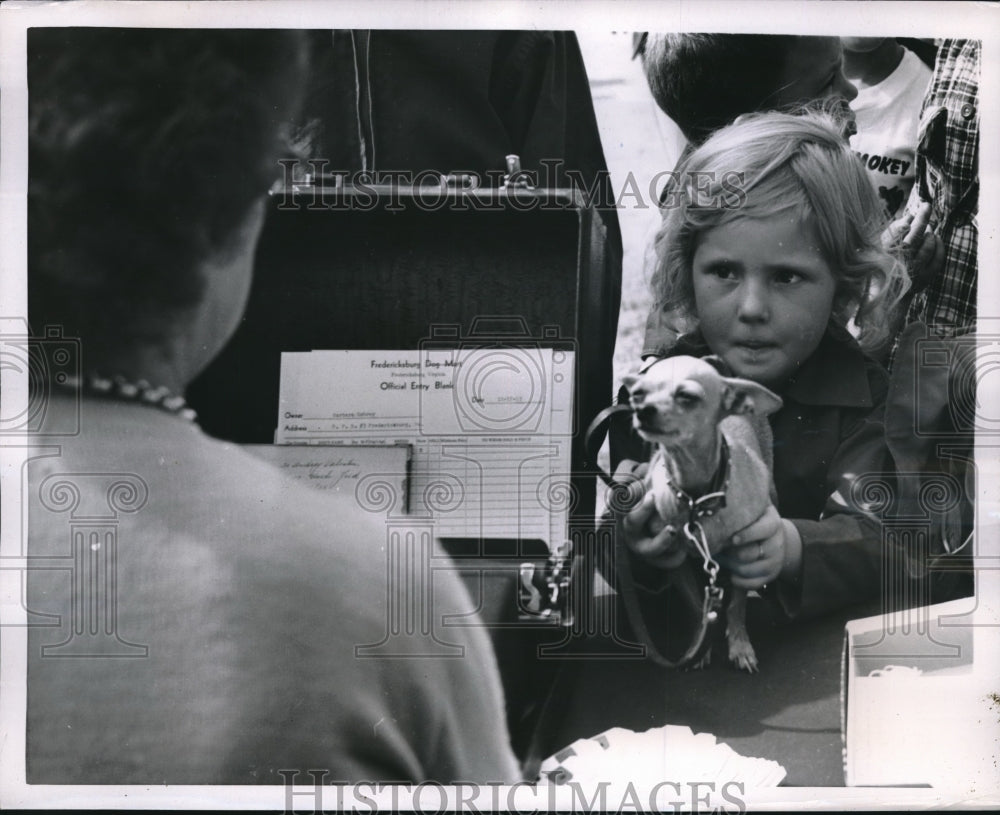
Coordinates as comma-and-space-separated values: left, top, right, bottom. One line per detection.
774, 269, 805, 285
705, 262, 739, 281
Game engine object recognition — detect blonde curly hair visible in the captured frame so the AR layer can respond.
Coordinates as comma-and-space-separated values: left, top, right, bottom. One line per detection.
652, 108, 909, 358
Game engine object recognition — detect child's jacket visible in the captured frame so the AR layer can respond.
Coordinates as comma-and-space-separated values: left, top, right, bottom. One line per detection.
610, 322, 893, 620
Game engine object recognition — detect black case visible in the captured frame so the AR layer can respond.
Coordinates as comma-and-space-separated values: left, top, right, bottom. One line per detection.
187, 183, 621, 760
189, 183, 619, 524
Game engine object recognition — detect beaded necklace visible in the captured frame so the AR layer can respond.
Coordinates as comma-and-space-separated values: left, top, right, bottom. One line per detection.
58, 374, 198, 422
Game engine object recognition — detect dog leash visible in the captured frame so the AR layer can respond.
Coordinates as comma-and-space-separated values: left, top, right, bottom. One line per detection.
585, 403, 726, 670
584, 403, 636, 489
614, 508, 726, 671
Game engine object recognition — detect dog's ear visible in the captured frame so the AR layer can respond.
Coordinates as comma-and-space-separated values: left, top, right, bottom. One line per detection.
701, 355, 734, 377
621, 373, 640, 391
722, 377, 783, 416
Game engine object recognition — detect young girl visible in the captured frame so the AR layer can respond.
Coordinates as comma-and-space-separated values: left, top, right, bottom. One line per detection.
615, 109, 909, 621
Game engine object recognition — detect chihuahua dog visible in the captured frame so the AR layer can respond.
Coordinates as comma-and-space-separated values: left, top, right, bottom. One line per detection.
622, 355, 782, 672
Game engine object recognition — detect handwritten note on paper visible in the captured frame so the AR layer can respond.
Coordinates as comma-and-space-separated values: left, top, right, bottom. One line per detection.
244, 443, 411, 512
275, 349, 574, 548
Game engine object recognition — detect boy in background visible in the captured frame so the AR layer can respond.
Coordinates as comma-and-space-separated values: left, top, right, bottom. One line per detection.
843, 37, 932, 218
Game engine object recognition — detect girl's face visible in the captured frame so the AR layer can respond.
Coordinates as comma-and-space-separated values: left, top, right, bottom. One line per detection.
691, 213, 837, 390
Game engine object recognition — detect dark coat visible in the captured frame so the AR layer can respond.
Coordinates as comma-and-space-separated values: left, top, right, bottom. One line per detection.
610, 323, 899, 621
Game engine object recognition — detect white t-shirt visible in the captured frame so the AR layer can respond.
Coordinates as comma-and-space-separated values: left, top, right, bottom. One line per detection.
849, 47, 932, 217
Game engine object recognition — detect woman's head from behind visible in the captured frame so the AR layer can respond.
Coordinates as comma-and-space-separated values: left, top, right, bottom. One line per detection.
653, 109, 906, 387
28, 28, 309, 380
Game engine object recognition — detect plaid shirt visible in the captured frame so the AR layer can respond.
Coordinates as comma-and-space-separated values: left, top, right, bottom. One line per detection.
904, 39, 979, 333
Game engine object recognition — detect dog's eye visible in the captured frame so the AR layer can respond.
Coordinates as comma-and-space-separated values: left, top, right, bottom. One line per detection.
674, 390, 701, 407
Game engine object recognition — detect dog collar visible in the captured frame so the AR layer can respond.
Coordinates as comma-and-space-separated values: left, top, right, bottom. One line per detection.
663, 436, 730, 523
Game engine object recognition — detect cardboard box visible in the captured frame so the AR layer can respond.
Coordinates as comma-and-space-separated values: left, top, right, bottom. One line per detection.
842, 596, 999, 789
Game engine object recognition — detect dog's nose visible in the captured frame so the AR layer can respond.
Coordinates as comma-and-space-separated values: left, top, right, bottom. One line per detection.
636, 404, 658, 423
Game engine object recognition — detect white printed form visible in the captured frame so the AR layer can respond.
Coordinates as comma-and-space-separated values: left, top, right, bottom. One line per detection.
276, 348, 575, 548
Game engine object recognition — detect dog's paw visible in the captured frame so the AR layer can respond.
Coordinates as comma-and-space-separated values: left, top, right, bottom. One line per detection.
726, 636, 758, 673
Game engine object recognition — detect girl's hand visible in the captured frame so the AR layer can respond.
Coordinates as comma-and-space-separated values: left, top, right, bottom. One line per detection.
716, 506, 803, 589
610, 460, 686, 569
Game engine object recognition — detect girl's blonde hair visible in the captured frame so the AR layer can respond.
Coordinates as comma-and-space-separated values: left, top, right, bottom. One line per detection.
651, 108, 909, 357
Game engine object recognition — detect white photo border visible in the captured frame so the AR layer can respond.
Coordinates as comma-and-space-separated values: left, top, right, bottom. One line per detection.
1, 0, 998, 810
